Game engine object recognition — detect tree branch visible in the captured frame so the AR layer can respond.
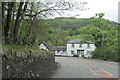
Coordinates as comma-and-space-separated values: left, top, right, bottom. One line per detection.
25, 8, 69, 17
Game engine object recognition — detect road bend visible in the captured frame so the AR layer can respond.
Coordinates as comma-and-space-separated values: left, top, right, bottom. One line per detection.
49, 57, 118, 79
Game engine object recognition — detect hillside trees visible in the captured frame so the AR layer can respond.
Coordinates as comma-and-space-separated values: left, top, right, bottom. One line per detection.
45, 15, 118, 47
118, 24, 120, 61
47, 27, 69, 46
83, 13, 118, 48
80, 13, 118, 61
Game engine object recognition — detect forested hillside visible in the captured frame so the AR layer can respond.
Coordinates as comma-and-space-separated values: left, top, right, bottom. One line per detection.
45, 15, 119, 61
46, 18, 91, 30
45, 17, 118, 46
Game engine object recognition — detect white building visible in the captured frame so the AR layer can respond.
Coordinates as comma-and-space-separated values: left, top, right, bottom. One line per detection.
54, 47, 67, 56
38, 42, 54, 51
67, 39, 96, 58
38, 40, 96, 58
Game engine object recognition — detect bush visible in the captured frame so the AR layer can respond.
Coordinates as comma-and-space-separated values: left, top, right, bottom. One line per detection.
92, 47, 118, 62
87, 57, 92, 59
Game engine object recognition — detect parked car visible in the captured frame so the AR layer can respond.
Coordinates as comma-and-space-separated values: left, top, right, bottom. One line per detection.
73, 53, 79, 57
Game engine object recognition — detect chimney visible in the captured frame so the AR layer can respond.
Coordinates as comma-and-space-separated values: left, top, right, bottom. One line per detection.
68, 36, 70, 41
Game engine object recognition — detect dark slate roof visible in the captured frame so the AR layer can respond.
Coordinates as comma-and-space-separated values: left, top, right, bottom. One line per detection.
42, 42, 55, 51
54, 46, 66, 51
67, 39, 81, 44
67, 39, 94, 44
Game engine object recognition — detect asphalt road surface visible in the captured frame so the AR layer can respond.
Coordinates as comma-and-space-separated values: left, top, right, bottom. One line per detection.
0, 59, 1, 79
49, 57, 118, 79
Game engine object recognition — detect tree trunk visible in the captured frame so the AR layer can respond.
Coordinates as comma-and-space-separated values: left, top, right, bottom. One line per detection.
4, 2, 14, 44
23, 16, 37, 46
23, 2, 37, 45
13, 2, 28, 44
23, 22, 32, 45
2, 2, 4, 26
0, 2, 2, 45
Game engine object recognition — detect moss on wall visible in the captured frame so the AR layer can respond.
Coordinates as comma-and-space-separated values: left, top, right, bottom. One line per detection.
2, 47, 56, 78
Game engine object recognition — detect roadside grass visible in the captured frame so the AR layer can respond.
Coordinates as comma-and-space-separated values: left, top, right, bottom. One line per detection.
2, 44, 53, 54
86, 57, 92, 59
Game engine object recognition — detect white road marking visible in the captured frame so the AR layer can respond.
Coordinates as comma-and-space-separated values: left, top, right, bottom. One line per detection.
89, 68, 97, 75
100, 69, 112, 76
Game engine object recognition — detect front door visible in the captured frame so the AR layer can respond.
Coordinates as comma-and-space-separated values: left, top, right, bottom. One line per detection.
78, 50, 84, 58
77, 50, 80, 55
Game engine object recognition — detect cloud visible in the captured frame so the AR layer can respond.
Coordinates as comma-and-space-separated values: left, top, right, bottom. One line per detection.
43, 0, 119, 22
65, 0, 119, 22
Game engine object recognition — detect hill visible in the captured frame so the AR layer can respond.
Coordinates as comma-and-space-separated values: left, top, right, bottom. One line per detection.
45, 17, 91, 30
45, 17, 118, 36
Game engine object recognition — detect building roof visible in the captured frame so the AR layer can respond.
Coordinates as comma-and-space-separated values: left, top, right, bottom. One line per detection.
67, 39, 94, 44
42, 42, 55, 51
54, 46, 66, 51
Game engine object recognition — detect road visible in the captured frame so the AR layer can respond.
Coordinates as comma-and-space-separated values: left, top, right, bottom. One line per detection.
0, 59, 1, 79
49, 57, 118, 79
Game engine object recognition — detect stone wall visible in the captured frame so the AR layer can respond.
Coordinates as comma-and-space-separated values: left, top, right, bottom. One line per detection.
2, 48, 56, 78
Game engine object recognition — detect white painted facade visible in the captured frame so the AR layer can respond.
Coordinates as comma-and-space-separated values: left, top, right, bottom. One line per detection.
38, 43, 49, 51
67, 41, 96, 57
54, 47, 67, 56
38, 40, 96, 58
54, 50, 66, 56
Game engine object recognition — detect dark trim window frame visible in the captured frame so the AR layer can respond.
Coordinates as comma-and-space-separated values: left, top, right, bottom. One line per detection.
87, 44, 90, 48
79, 44, 82, 48
72, 43, 74, 47
63, 50, 66, 52
71, 51, 74, 55
57, 50, 60, 53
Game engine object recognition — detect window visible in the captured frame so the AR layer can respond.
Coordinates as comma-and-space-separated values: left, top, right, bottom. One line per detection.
63, 50, 65, 52
72, 43, 74, 47
57, 50, 60, 53
87, 51, 89, 54
79, 44, 82, 47
71, 51, 74, 55
87, 44, 90, 48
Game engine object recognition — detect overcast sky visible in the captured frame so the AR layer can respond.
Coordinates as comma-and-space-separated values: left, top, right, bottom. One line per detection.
49, 0, 119, 23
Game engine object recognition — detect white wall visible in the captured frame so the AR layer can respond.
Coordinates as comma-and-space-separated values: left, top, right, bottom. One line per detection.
67, 43, 96, 57
38, 43, 49, 51
55, 50, 66, 56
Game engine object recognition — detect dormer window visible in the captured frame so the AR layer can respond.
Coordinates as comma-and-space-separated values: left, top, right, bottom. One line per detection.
63, 50, 66, 53
87, 44, 90, 48
57, 50, 60, 53
79, 44, 82, 47
72, 43, 74, 47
